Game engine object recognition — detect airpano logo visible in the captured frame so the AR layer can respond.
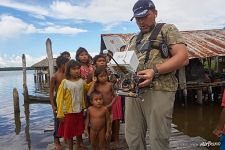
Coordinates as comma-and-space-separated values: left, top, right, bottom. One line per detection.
200, 141, 220, 147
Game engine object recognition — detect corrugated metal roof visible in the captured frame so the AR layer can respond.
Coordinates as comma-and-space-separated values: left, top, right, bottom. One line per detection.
101, 29, 225, 59
31, 58, 56, 68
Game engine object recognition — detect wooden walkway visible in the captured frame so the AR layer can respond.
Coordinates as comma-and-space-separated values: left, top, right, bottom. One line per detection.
47, 123, 208, 150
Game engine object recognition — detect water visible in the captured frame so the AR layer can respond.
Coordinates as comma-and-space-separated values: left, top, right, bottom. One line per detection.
0, 70, 53, 150
0, 70, 222, 150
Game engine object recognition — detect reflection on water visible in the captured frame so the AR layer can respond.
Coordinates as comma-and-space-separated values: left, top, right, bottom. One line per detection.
14, 111, 21, 135
0, 70, 53, 150
173, 101, 221, 150
24, 101, 31, 150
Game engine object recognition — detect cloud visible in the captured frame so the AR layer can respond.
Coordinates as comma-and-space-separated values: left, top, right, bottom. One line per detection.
0, 15, 37, 38
0, 15, 87, 38
0, 51, 100, 67
155, 0, 225, 30
1, 0, 225, 30
49, 1, 136, 24
0, 0, 48, 16
102, 23, 119, 31
0, 54, 43, 67
42, 26, 87, 35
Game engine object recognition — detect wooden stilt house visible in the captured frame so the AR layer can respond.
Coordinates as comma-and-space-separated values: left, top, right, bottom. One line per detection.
31, 58, 56, 85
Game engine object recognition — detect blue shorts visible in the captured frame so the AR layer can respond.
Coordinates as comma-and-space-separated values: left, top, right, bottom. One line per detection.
220, 133, 225, 150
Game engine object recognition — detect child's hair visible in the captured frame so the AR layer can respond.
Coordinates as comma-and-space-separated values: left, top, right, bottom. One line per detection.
75, 47, 92, 63
94, 67, 108, 80
90, 90, 103, 103
56, 55, 69, 68
60, 51, 71, 57
93, 54, 106, 65
65, 59, 81, 79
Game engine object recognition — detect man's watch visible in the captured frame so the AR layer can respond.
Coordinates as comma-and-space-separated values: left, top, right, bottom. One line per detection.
152, 64, 160, 78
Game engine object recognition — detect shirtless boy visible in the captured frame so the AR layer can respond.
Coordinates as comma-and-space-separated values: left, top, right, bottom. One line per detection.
85, 91, 110, 150
88, 67, 116, 109
49, 55, 69, 150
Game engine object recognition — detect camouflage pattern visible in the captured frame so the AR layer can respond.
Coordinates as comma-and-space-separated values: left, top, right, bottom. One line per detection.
127, 23, 186, 92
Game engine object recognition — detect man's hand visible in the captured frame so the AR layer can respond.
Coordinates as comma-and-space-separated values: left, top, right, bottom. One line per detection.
137, 69, 155, 88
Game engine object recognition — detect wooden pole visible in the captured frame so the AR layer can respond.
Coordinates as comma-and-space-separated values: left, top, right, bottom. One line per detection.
13, 88, 20, 113
46, 38, 54, 84
22, 54, 29, 102
197, 89, 203, 104
13, 88, 21, 134
178, 67, 187, 105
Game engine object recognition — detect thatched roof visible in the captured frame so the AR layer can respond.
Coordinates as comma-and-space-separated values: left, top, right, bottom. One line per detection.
31, 58, 56, 68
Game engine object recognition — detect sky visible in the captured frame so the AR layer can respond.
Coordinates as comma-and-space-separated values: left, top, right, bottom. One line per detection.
0, 0, 224, 67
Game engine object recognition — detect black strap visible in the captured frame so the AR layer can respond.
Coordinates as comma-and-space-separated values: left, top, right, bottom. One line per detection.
144, 23, 165, 64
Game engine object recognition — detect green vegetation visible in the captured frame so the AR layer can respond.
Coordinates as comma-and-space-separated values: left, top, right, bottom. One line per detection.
0, 67, 34, 71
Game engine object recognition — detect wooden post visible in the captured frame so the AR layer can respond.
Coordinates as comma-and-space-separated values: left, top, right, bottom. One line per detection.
22, 54, 29, 102
178, 67, 187, 105
13, 88, 20, 113
46, 38, 54, 83
215, 56, 219, 72
197, 89, 203, 104
13, 88, 21, 135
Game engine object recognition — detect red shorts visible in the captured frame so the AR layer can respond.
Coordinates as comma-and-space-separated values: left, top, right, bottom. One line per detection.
57, 112, 84, 139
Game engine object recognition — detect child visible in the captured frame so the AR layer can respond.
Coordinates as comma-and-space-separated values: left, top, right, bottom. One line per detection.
56, 60, 89, 150
93, 54, 107, 69
88, 67, 115, 108
104, 50, 123, 148
49, 55, 69, 150
75, 47, 94, 83
213, 90, 225, 150
85, 91, 110, 149
60, 51, 71, 60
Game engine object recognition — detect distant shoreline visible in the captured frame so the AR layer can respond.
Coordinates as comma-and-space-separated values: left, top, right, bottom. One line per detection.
0, 67, 34, 71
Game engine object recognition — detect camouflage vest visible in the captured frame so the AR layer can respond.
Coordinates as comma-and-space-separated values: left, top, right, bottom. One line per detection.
127, 23, 186, 92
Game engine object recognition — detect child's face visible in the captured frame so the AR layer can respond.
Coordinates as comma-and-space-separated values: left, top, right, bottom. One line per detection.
70, 66, 80, 78
97, 71, 108, 83
78, 51, 89, 63
92, 94, 103, 107
96, 57, 107, 68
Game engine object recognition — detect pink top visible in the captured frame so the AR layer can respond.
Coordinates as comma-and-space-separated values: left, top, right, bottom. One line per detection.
222, 90, 225, 134
80, 65, 94, 81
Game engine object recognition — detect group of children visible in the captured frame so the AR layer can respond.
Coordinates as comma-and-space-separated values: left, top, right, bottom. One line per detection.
49, 48, 123, 150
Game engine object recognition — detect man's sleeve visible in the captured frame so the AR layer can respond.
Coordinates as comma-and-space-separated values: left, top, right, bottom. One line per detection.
162, 24, 186, 46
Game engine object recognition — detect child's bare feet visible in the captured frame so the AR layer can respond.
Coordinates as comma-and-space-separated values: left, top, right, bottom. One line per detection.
111, 141, 119, 149
54, 138, 62, 150
54, 143, 62, 150
76, 143, 88, 150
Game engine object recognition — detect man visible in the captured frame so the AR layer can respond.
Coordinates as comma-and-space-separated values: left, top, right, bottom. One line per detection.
125, 0, 189, 150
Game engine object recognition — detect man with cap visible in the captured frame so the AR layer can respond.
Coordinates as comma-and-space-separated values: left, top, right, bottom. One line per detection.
125, 0, 189, 149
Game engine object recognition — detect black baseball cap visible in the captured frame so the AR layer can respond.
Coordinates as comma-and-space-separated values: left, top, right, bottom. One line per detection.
130, 0, 155, 21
